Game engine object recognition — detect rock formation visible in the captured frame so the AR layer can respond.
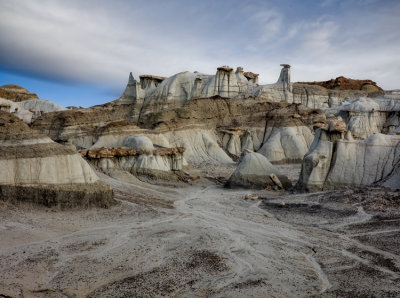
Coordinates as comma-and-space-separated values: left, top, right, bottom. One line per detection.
297, 127, 400, 191
258, 104, 326, 163
0, 84, 39, 102
82, 135, 185, 178
227, 152, 292, 189
297, 76, 383, 92
27, 64, 400, 191
123, 135, 154, 152
277, 64, 292, 92
0, 111, 113, 208
0, 85, 65, 123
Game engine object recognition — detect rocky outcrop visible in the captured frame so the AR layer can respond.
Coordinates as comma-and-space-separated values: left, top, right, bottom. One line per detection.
30, 65, 400, 169
337, 97, 386, 139
325, 96, 400, 139
135, 66, 254, 118
258, 104, 326, 163
297, 127, 400, 191
81, 144, 185, 173
217, 127, 264, 157
113, 65, 293, 121
297, 76, 383, 92
0, 84, 39, 102
0, 111, 113, 208
32, 95, 286, 151
226, 153, 292, 189
277, 64, 291, 92
0, 85, 65, 123
31, 105, 137, 148
79, 133, 186, 182
123, 135, 154, 151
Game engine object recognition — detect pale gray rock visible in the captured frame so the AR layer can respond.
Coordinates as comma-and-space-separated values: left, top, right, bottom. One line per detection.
118, 72, 143, 104
277, 64, 292, 92
297, 129, 400, 191
133, 154, 171, 171
162, 129, 233, 164
118, 65, 281, 119
226, 133, 241, 156
227, 152, 292, 189
0, 97, 65, 123
325, 133, 400, 188
0, 111, 112, 208
123, 135, 154, 152
326, 95, 400, 139
258, 126, 313, 163
297, 129, 336, 191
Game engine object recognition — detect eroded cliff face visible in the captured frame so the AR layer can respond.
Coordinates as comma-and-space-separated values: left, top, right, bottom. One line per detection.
31, 64, 396, 149
27, 64, 400, 189
297, 128, 400, 191
0, 111, 113, 208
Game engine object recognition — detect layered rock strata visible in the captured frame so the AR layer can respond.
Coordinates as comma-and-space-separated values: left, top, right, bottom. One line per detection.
30, 65, 400, 171
81, 145, 185, 174
0, 111, 113, 208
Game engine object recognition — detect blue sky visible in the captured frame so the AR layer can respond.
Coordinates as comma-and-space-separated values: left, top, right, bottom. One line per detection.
0, 0, 399, 107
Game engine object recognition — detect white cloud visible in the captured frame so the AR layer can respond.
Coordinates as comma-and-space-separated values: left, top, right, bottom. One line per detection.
252, 10, 283, 43
300, 20, 338, 54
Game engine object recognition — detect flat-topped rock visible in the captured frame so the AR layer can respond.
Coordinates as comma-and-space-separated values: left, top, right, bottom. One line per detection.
217, 66, 233, 72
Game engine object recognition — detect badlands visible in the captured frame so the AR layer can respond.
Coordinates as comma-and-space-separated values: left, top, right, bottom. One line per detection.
1, 65, 400, 297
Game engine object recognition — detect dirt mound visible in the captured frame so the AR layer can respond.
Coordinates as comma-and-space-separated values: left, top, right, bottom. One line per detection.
0, 84, 39, 102
0, 110, 37, 140
297, 76, 383, 92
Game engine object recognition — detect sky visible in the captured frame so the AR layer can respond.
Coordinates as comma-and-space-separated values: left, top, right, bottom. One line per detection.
0, 0, 399, 107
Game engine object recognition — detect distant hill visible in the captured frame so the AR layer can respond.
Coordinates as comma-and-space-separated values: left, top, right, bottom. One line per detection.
296, 76, 383, 92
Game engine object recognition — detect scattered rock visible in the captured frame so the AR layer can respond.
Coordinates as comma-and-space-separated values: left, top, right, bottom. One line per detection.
244, 194, 259, 200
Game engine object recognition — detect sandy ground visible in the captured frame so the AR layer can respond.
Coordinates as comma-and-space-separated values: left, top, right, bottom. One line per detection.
0, 164, 399, 297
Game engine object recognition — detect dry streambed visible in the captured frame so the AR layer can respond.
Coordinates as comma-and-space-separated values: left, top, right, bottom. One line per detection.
0, 168, 399, 297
